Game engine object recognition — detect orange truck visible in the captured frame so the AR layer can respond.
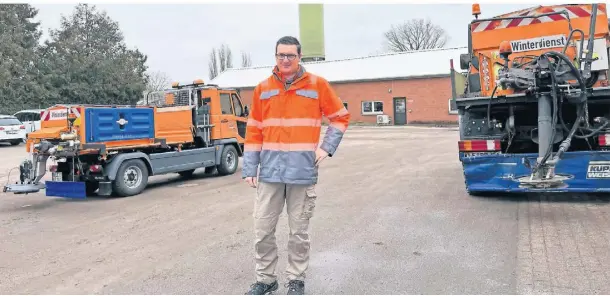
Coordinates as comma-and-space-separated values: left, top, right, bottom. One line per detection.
3, 79, 248, 198
454, 3, 610, 194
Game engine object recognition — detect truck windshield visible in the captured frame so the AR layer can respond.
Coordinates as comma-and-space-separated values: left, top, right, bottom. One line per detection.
0, 118, 21, 126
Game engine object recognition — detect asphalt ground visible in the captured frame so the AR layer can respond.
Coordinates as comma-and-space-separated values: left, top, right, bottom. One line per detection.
1, 126, 609, 294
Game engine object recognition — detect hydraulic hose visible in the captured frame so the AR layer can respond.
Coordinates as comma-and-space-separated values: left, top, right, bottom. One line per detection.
552, 105, 584, 163
537, 42, 606, 168
575, 119, 610, 138
562, 29, 585, 65
545, 51, 587, 99
545, 50, 590, 134
546, 51, 605, 138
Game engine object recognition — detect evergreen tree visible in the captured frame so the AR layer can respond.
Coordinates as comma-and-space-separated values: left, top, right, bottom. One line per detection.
0, 4, 45, 114
43, 4, 148, 106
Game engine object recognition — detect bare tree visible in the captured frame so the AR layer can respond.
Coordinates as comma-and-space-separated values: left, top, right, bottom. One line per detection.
208, 44, 234, 79
146, 70, 172, 92
208, 48, 218, 80
142, 70, 172, 106
224, 44, 233, 70
241, 51, 252, 67
218, 46, 226, 73
384, 18, 449, 52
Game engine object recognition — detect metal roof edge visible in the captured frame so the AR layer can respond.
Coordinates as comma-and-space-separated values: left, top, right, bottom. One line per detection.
221, 46, 468, 73
300, 46, 468, 66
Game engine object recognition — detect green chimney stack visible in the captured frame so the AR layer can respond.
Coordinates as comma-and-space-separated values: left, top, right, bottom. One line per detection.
298, 4, 325, 62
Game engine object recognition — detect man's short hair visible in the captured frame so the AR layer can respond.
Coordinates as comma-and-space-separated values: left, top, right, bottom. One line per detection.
276, 36, 301, 55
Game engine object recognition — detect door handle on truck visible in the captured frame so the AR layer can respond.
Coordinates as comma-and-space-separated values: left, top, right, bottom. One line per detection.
221, 119, 228, 123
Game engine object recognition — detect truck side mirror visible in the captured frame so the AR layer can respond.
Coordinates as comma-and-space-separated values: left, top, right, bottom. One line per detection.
243, 106, 249, 117
459, 53, 471, 70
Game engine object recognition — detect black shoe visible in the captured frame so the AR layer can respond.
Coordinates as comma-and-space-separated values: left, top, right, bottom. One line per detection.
286, 280, 304, 295
245, 281, 278, 295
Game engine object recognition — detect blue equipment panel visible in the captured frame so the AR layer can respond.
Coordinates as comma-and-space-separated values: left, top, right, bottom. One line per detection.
45, 181, 87, 199
85, 107, 155, 143
460, 151, 610, 193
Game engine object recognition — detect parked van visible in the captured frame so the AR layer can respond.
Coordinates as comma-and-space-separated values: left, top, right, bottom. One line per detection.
13, 109, 43, 134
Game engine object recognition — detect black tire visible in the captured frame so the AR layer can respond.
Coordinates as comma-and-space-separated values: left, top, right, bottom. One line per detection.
216, 145, 238, 176
178, 169, 195, 178
112, 159, 149, 197
10, 140, 20, 146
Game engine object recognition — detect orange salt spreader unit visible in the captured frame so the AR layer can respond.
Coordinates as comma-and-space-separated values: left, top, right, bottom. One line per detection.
3, 79, 249, 198
453, 3, 610, 194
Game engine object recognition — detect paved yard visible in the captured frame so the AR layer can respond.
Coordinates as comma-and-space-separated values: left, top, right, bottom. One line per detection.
0, 126, 609, 294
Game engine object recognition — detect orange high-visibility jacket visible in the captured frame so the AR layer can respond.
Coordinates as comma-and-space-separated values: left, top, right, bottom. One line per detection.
242, 66, 350, 185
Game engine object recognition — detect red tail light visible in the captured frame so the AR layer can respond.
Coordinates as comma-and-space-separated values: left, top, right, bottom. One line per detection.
89, 165, 102, 173
458, 139, 501, 152
0, 127, 4, 131
19, 125, 25, 129
49, 165, 58, 172
599, 134, 610, 146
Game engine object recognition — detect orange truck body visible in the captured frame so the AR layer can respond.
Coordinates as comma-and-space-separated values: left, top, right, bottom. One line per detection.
7, 81, 248, 198
467, 3, 609, 98
454, 3, 610, 195
26, 105, 195, 152
26, 86, 248, 152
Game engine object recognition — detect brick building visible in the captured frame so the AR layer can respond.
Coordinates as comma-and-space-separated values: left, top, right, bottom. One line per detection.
210, 47, 466, 125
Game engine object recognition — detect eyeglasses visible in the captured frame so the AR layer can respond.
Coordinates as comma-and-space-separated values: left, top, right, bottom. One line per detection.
275, 54, 298, 61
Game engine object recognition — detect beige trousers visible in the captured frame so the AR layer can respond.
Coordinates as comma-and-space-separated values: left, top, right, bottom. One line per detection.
253, 181, 317, 284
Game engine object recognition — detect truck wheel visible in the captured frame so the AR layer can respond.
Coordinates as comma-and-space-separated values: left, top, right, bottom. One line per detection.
217, 145, 238, 176
10, 140, 20, 146
178, 169, 195, 178
112, 159, 149, 197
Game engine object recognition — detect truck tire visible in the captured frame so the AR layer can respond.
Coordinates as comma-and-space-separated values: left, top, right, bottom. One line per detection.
217, 145, 238, 176
112, 159, 149, 197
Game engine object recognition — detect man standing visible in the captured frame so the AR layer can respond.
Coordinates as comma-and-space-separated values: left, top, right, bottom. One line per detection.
242, 36, 350, 295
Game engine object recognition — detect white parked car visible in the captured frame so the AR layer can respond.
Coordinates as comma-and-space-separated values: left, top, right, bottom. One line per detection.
13, 109, 43, 134
0, 115, 26, 145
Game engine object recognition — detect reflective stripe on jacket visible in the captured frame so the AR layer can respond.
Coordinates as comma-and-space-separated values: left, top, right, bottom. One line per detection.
242, 66, 350, 185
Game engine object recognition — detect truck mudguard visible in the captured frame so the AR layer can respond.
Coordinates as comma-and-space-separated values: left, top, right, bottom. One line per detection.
105, 152, 153, 181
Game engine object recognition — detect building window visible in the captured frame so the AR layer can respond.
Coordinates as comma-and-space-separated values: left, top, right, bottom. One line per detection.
448, 98, 458, 115
361, 101, 383, 115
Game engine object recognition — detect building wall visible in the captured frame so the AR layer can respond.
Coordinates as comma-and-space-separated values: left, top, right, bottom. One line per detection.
236, 76, 458, 124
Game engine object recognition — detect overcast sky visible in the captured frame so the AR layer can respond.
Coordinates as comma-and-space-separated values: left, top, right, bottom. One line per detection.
32, 3, 551, 84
